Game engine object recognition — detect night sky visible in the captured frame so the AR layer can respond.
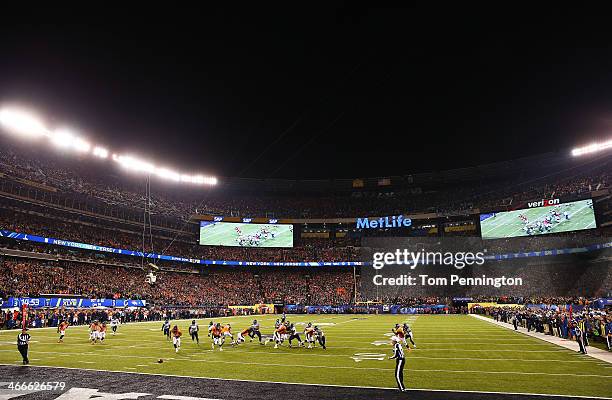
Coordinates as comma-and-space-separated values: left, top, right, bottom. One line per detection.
1, 7, 611, 179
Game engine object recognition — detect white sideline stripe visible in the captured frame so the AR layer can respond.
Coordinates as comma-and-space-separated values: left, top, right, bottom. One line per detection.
470, 314, 612, 365
0, 348, 595, 364
0, 341, 567, 352
0, 343, 570, 353
2, 351, 610, 378
0, 363, 609, 399
170, 358, 612, 378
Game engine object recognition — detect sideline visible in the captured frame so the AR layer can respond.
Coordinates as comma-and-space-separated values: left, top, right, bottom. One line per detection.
470, 314, 612, 364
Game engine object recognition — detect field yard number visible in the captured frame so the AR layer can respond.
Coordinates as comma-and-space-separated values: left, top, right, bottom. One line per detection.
351, 353, 386, 362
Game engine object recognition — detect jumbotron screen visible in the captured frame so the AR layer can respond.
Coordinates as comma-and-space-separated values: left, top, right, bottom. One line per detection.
199, 221, 294, 247
480, 198, 597, 239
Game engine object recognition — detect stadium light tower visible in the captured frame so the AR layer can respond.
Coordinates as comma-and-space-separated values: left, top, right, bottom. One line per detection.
0, 108, 49, 137
571, 139, 612, 157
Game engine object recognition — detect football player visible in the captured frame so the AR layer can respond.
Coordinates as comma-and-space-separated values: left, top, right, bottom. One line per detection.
237, 326, 252, 344
273, 322, 287, 349
57, 320, 69, 343
189, 320, 200, 344
89, 320, 100, 344
250, 319, 263, 344
314, 326, 326, 350
403, 322, 416, 348
99, 323, 107, 343
221, 323, 234, 346
288, 323, 303, 348
211, 323, 223, 351
110, 316, 119, 335
304, 322, 316, 348
171, 325, 182, 353
162, 319, 171, 340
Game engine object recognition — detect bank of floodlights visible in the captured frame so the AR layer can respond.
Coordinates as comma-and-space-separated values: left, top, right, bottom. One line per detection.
571, 139, 612, 157
0, 106, 217, 185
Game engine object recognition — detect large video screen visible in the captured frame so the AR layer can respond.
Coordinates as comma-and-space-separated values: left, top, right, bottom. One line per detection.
480, 198, 596, 240
199, 221, 294, 247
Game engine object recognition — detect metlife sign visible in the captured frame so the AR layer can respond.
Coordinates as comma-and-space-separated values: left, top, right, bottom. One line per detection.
356, 215, 411, 229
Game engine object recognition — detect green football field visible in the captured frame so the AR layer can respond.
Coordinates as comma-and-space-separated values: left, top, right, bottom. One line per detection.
1, 314, 610, 398
481, 199, 597, 239
199, 223, 294, 247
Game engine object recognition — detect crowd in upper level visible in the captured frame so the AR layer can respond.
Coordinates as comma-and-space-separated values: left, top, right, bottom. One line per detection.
0, 140, 609, 220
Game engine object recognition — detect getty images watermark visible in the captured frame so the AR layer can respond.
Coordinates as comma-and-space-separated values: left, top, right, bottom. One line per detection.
370, 248, 523, 288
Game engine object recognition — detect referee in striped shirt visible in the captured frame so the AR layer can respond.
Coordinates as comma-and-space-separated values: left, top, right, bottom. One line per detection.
390, 336, 406, 391
17, 328, 30, 365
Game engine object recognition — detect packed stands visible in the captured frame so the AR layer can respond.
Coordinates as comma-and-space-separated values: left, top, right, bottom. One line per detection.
0, 136, 610, 320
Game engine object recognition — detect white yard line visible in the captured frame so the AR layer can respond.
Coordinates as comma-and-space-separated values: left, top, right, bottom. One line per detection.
0, 348, 595, 364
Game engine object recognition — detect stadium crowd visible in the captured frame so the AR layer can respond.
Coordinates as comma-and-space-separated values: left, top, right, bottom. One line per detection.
0, 257, 355, 308
0, 206, 359, 263
0, 141, 609, 219
487, 305, 612, 351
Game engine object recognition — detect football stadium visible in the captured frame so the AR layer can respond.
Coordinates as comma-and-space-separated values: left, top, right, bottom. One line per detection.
0, 8, 612, 400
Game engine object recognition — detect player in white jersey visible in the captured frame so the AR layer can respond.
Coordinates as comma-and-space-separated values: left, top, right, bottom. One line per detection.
403, 323, 416, 348
110, 318, 119, 335
189, 320, 200, 344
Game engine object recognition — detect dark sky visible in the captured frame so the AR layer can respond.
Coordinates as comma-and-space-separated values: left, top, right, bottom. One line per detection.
1, 6, 612, 179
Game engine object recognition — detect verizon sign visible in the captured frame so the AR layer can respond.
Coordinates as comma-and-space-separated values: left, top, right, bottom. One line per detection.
527, 198, 560, 208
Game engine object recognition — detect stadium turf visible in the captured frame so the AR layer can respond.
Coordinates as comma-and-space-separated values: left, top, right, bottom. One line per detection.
0, 315, 610, 398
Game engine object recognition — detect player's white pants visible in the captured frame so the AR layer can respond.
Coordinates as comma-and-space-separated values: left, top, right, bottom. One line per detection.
237, 333, 245, 343
90, 332, 99, 341
173, 337, 181, 347
305, 334, 315, 346
99, 332, 106, 341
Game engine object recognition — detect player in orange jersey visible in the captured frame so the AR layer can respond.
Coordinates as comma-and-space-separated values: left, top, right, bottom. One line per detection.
303, 322, 316, 348
221, 323, 235, 347
99, 323, 107, 343
273, 322, 288, 349
171, 325, 182, 353
210, 322, 223, 350
57, 320, 69, 343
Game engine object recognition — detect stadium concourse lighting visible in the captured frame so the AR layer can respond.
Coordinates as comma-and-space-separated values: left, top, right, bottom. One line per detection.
0, 108, 50, 137
571, 139, 612, 157
0, 106, 218, 186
